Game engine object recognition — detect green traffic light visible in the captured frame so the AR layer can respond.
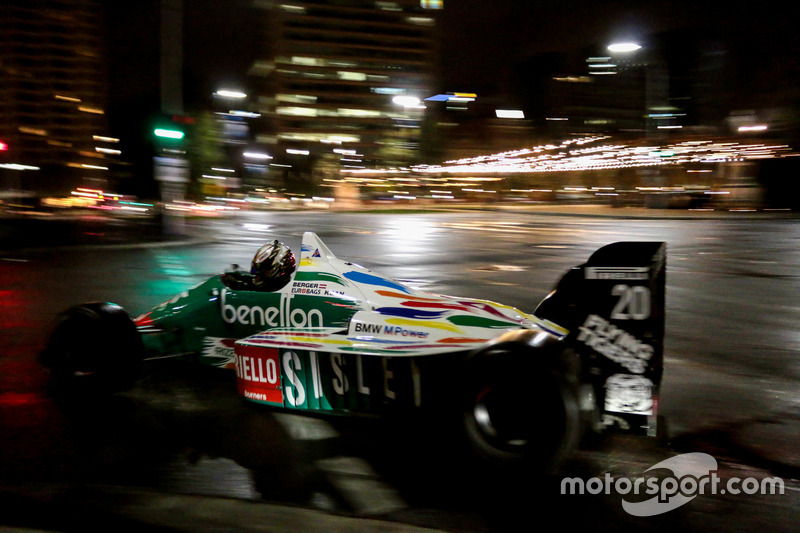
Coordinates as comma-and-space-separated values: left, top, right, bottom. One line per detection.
154, 128, 185, 140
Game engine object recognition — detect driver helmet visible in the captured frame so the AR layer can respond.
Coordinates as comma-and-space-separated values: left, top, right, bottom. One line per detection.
251, 239, 296, 291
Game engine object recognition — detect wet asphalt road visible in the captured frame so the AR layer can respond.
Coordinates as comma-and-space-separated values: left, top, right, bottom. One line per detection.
1, 209, 799, 532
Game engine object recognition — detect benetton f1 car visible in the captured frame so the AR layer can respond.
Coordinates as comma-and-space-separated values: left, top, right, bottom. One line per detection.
42, 232, 666, 469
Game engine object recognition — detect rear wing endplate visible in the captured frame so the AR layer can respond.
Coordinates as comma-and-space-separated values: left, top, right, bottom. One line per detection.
536, 242, 666, 436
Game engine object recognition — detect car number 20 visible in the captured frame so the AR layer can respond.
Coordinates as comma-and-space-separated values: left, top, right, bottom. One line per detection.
611, 284, 651, 321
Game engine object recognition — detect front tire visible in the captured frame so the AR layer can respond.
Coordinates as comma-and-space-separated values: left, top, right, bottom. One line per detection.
41, 303, 144, 396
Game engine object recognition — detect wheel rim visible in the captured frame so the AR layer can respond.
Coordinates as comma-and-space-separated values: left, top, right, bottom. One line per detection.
470, 384, 530, 451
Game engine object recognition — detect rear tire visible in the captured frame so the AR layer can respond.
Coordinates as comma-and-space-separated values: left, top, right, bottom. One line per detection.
460, 354, 580, 473
41, 303, 143, 396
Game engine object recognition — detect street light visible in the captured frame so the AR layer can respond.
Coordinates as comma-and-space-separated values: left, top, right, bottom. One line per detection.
605, 41, 662, 135
392, 95, 423, 108
608, 42, 642, 53
214, 89, 247, 99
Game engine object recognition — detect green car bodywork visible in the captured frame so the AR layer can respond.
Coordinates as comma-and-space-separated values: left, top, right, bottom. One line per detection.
135, 275, 363, 367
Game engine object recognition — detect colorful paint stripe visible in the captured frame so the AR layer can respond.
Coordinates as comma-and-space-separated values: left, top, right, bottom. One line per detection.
344, 271, 410, 294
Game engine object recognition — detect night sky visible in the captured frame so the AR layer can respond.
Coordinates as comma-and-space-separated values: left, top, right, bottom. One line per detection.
438, 0, 798, 93
101, 0, 798, 173
103, 0, 797, 106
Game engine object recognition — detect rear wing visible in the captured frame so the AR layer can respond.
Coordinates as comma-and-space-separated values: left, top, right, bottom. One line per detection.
535, 242, 666, 436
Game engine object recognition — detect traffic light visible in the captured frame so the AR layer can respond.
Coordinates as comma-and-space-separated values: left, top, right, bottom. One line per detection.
153, 113, 192, 142
0, 141, 7, 151
154, 128, 185, 140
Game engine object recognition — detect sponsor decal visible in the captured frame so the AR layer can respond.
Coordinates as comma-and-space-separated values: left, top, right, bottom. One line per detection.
382, 325, 429, 339
236, 345, 423, 411
353, 321, 430, 339
201, 337, 237, 366
236, 345, 284, 404
291, 281, 329, 296
577, 314, 654, 373
604, 373, 653, 415
221, 288, 323, 328
586, 266, 650, 280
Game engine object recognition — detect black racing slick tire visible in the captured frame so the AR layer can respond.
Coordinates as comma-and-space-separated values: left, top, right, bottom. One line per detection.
460, 354, 581, 473
41, 303, 144, 396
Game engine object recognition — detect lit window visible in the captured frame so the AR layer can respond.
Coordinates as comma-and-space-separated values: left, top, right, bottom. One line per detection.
406, 16, 434, 25
277, 107, 318, 117
337, 71, 367, 81
376, 2, 401, 11
338, 108, 381, 118
291, 56, 319, 66
276, 94, 318, 104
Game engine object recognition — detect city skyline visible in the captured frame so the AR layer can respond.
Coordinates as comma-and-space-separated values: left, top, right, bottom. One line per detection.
3, 1, 797, 197
108, 1, 799, 107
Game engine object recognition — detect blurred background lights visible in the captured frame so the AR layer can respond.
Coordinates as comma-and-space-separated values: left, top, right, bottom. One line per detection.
495, 109, 525, 119
608, 42, 642, 52
214, 90, 247, 99
243, 151, 272, 160
392, 95, 422, 107
154, 128, 184, 140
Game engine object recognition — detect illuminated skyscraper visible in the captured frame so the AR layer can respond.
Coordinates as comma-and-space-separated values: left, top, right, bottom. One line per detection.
0, 0, 116, 194
248, 0, 441, 183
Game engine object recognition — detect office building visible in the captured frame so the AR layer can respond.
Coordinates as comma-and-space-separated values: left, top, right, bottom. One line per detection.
247, 0, 441, 186
0, 0, 117, 195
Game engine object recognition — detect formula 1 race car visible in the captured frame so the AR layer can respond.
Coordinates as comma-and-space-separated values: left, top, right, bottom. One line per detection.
42, 232, 666, 470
